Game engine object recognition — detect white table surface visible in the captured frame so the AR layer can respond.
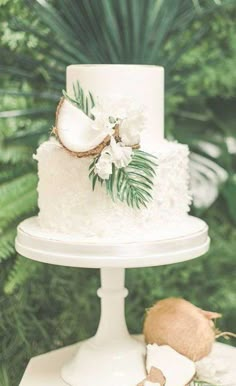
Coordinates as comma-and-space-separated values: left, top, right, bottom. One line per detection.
20, 341, 236, 386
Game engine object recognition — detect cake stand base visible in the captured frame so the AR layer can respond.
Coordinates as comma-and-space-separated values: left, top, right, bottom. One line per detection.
16, 216, 210, 386
20, 342, 236, 386
61, 268, 146, 386
62, 335, 145, 386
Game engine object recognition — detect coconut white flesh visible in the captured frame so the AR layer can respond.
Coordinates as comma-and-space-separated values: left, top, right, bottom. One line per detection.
56, 99, 108, 153
146, 344, 196, 386
144, 381, 160, 386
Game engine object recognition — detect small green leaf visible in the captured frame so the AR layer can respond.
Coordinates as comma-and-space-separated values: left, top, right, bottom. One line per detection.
63, 82, 95, 118
92, 174, 98, 191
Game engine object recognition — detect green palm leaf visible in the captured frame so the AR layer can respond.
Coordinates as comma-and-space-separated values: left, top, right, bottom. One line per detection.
90, 149, 157, 209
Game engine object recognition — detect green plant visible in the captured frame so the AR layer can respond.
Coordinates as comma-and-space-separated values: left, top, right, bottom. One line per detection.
1, 1, 234, 284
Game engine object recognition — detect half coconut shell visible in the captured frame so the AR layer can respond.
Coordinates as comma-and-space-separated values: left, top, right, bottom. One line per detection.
54, 98, 110, 158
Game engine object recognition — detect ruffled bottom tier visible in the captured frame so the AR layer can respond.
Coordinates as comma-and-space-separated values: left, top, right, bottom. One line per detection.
34, 139, 192, 242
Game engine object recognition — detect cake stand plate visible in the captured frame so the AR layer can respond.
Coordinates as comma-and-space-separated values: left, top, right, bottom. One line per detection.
16, 215, 210, 386
19, 341, 236, 386
16, 216, 209, 268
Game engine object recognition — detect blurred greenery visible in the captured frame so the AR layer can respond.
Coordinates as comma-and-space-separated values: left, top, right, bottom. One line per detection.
0, 1, 236, 385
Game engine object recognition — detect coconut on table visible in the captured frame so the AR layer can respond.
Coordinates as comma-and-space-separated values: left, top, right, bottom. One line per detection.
139, 297, 234, 386
143, 298, 221, 362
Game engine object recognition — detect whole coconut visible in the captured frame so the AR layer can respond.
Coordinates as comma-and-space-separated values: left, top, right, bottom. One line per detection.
143, 298, 221, 361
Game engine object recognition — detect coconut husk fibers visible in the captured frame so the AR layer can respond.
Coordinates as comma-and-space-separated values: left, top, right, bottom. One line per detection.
53, 97, 110, 158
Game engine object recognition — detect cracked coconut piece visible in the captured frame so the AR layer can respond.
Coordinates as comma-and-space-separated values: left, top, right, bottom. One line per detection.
146, 344, 196, 386
137, 366, 166, 386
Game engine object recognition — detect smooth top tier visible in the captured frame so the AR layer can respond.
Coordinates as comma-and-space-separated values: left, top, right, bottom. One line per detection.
67, 65, 164, 151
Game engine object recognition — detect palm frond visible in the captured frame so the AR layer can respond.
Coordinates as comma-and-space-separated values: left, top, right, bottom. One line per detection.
0, 366, 10, 386
0, 174, 37, 207
4, 256, 39, 295
172, 98, 235, 210
0, 189, 37, 229
0, 145, 33, 164
0, 107, 53, 119
190, 153, 228, 209
0, 164, 33, 184
0, 229, 16, 262
0, 89, 59, 101
89, 149, 157, 209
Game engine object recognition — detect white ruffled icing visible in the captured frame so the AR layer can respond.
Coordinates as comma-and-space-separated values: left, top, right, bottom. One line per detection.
34, 138, 192, 242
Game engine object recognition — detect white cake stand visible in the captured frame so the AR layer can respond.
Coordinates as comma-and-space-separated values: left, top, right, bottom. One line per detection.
16, 215, 209, 386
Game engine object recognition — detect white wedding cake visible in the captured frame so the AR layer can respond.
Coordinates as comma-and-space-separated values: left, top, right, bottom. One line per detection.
34, 65, 191, 241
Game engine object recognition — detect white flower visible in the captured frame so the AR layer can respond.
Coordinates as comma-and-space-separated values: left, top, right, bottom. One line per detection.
94, 152, 113, 180
117, 100, 146, 146
92, 97, 146, 146
94, 137, 133, 181
91, 106, 116, 139
196, 358, 219, 384
119, 111, 145, 146
196, 356, 233, 385
108, 137, 133, 168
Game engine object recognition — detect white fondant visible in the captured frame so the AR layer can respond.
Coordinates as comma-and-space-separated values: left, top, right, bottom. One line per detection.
34, 138, 191, 241
67, 65, 164, 152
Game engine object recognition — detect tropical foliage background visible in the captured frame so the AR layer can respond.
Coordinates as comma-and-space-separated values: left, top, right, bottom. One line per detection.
0, 0, 236, 385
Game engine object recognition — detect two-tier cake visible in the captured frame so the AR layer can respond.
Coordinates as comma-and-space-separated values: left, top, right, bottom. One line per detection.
34, 65, 192, 241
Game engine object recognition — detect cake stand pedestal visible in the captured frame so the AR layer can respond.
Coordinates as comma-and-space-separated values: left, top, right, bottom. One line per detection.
16, 216, 209, 386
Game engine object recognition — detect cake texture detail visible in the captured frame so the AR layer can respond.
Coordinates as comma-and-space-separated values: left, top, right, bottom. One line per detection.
34, 138, 191, 241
